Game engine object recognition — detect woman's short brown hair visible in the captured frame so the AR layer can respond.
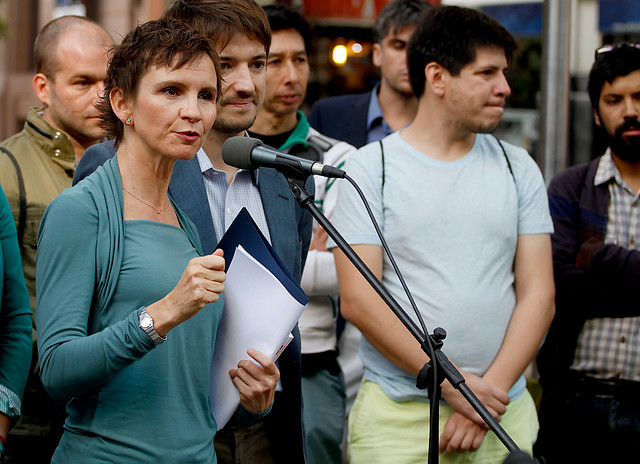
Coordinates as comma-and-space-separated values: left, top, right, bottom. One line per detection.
97, 19, 221, 144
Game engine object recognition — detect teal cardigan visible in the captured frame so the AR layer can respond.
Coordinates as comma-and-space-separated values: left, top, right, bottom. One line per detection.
36, 156, 203, 400
0, 185, 32, 419
35, 157, 225, 463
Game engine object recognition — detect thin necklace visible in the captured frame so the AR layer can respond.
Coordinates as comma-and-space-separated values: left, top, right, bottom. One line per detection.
122, 186, 168, 215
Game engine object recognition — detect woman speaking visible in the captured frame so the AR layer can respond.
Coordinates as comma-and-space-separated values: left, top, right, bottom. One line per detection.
36, 19, 277, 463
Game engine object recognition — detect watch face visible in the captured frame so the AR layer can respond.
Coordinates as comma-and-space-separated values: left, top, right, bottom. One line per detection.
140, 314, 153, 330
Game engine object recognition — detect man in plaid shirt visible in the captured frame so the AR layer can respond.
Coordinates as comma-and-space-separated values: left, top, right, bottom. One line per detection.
536, 43, 640, 463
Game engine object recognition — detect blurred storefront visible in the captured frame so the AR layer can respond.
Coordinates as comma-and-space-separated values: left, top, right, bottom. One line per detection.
301, 0, 441, 109
2, 0, 639, 160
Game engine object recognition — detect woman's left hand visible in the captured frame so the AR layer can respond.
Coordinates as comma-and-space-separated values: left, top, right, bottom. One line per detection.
230, 348, 279, 414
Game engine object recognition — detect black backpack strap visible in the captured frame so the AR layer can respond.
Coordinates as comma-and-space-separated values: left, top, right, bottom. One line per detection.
306, 134, 334, 162
293, 134, 339, 164
379, 140, 386, 190
0, 146, 27, 248
493, 135, 516, 185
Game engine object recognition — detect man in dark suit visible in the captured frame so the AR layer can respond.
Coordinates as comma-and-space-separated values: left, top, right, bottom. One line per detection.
307, 0, 431, 148
74, 1, 311, 463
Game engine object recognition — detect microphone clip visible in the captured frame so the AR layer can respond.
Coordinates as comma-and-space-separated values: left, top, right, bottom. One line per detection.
273, 157, 313, 181
284, 176, 315, 208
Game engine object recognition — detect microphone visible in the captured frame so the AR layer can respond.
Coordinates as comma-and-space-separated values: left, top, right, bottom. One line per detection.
502, 451, 534, 464
222, 136, 346, 179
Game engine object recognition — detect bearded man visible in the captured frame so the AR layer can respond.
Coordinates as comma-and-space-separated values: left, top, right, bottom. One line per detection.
535, 43, 640, 463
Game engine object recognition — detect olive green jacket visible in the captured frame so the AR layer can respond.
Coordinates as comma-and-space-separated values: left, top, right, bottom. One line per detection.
0, 107, 75, 312
0, 107, 75, 438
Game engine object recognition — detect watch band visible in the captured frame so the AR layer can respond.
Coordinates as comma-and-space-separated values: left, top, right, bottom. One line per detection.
139, 307, 167, 344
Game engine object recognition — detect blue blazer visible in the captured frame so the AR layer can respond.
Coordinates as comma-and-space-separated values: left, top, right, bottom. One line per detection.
307, 91, 372, 149
74, 141, 311, 463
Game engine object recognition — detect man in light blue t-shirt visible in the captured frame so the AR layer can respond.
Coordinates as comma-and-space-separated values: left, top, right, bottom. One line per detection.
330, 6, 555, 464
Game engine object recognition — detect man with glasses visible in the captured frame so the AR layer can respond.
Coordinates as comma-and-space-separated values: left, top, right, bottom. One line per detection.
535, 43, 640, 463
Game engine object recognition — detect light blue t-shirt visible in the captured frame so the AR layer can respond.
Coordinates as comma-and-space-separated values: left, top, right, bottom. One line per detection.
329, 132, 552, 403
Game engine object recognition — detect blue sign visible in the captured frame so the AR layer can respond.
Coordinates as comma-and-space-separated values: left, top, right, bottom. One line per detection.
599, 0, 640, 34
482, 3, 544, 38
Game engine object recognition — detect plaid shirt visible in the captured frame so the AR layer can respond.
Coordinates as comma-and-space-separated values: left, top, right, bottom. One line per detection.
572, 150, 640, 381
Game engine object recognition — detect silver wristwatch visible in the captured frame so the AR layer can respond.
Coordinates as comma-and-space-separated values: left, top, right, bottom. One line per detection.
139, 307, 166, 344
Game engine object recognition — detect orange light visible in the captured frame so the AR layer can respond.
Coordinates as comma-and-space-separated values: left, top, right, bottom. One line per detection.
332, 45, 348, 65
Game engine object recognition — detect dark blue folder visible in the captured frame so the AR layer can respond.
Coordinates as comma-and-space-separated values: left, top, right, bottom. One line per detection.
216, 207, 308, 306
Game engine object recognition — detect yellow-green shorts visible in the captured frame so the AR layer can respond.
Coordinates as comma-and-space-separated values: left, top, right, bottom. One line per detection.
348, 380, 538, 464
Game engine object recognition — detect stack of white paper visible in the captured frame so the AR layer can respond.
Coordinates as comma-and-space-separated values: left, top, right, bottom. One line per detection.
209, 243, 307, 429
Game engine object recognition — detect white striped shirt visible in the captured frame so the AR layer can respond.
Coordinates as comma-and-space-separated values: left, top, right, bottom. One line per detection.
196, 148, 271, 244
572, 150, 640, 381
196, 148, 281, 392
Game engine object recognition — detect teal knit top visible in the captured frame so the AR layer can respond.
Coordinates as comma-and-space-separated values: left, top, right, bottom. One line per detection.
36, 158, 224, 463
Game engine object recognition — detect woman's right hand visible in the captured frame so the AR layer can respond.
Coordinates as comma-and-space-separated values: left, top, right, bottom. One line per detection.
146, 249, 225, 336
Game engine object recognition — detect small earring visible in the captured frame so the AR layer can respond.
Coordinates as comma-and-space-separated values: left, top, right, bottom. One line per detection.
125, 117, 132, 125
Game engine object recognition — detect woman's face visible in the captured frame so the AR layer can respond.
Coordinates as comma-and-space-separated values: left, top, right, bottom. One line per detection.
126, 56, 218, 160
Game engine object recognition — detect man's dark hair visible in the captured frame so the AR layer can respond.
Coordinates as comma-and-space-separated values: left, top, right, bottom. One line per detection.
588, 45, 640, 112
97, 19, 220, 144
407, 5, 517, 98
373, 0, 432, 44
162, 0, 271, 54
262, 4, 312, 55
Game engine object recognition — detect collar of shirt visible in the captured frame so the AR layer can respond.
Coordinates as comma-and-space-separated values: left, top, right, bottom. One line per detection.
195, 146, 271, 244
279, 110, 310, 151
594, 148, 637, 196
196, 147, 260, 186
594, 149, 616, 186
366, 83, 394, 144
366, 83, 389, 131
26, 107, 76, 170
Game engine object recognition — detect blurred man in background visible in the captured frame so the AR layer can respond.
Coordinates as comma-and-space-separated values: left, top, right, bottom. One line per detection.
536, 42, 640, 463
0, 16, 112, 462
248, 5, 355, 463
307, 0, 431, 148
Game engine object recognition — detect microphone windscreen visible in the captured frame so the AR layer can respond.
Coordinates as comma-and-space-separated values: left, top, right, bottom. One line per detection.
222, 136, 264, 169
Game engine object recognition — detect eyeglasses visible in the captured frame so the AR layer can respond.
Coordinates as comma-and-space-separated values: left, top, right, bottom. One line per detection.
595, 42, 640, 59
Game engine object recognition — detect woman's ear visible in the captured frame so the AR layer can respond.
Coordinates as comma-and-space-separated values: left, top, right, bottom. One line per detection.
110, 88, 131, 125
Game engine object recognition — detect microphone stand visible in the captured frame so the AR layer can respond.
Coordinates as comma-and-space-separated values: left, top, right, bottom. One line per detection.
284, 176, 520, 463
